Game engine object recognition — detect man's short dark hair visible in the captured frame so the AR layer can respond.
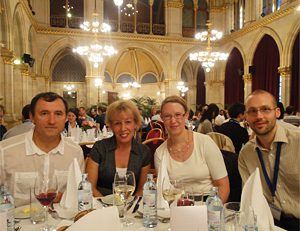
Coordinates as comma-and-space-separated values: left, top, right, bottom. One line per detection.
79, 107, 86, 111
228, 102, 245, 119
30, 92, 68, 117
285, 106, 294, 115
97, 105, 107, 113
22, 104, 31, 120
277, 102, 284, 119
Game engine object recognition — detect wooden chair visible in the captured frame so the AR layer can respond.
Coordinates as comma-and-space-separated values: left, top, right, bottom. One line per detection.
145, 128, 163, 140
79, 141, 95, 159
143, 137, 165, 171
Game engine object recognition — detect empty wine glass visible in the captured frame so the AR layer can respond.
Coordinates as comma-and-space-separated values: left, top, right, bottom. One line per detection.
222, 202, 257, 231
114, 171, 136, 226
34, 175, 57, 231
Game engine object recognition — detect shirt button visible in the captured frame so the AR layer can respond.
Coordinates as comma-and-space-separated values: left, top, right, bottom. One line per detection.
270, 153, 274, 156
282, 200, 286, 204
278, 184, 281, 188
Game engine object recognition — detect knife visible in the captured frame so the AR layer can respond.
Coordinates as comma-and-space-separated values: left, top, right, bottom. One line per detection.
127, 196, 138, 210
132, 196, 142, 213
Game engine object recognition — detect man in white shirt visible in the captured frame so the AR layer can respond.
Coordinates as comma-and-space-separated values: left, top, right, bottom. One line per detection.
0, 92, 84, 207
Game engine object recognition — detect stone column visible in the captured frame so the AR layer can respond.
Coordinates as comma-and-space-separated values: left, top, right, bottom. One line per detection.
244, 0, 255, 26
204, 80, 224, 106
193, 0, 198, 35
0, 48, 17, 122
134, 0, 138, 33
278, 66, 291, 108
29, 73, 37, 102
45, 76, 51, 92
243, 74, 252, 102
149, 0, 154, 35
31, 0, 50, 27
187, 83, 197, 111
165, 79, 181, 97
164, 0, 184, 37
85, 76, 91, 107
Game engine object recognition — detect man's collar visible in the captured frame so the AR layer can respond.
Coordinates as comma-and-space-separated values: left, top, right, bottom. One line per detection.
254, 125, 288, 151
25, 128, 64, 156
107, 135, 140, 155
23, 119, 32, 123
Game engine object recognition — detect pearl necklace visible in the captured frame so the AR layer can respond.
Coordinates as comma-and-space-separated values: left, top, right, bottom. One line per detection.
168, 132, 190, 158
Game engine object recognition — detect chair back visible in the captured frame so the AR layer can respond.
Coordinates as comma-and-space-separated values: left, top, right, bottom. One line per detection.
79, 141, 95, 159
146, 128, 163, 140
206, 132, 235, 153
142, 138, 165, 169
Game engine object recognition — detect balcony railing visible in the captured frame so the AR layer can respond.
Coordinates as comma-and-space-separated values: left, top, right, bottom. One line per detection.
50, 16, 83, 29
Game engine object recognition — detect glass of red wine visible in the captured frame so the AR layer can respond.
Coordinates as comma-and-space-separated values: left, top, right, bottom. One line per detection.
34, 175, 58, 231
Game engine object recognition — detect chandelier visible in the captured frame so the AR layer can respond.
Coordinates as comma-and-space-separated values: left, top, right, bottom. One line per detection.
64, 83, 75, 94
121, 0, 138, 17
73, 0, 117, 68
63, 3, 73, 18
122, 49, 141, 89
189, 2, 228, 72
177, 81, 188, 96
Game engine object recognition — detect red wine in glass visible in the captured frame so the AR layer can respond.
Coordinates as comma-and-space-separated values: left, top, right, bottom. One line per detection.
36, 192, 57, 206
169, 198, 195, 206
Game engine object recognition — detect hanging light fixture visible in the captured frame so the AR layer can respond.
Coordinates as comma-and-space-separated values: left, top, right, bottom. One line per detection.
63, 3, 73, 18
122, 49, 141, 89
189, 2, 228, 72
177, 81, 188, 96
120, 0, 138, 17
64, 83, 75, 95
73, 0, 117, 68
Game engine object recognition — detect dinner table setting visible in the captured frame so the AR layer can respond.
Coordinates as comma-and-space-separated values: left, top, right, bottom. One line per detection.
9, 157, 287, 231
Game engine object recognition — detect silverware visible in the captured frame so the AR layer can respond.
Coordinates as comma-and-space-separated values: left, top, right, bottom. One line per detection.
132, 197, 142, 213
127, 196, 138, 210
97, 198, 109, 208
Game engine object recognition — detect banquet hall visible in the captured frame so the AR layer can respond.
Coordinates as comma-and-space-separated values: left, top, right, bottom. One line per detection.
0, 0, 299, 129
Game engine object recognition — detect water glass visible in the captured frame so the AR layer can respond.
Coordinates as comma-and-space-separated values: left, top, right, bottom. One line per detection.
30, 188, 45, 224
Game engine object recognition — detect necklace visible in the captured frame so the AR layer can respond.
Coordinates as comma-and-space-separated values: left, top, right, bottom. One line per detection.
168, 131, 190, 158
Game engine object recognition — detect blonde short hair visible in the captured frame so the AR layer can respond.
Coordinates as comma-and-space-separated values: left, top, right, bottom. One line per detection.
161, 95, 188, 114
105, 100, 141, 131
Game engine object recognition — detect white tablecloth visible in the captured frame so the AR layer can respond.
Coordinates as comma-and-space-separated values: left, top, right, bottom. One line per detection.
17, 198, 170, 231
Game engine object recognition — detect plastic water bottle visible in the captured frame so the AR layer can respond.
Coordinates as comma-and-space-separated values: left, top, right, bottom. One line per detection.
206, 187, 223, 231
143, 174, 157, 228
0, 185, 15, 231
78, 173, 93, 212
245, 224, 258, 231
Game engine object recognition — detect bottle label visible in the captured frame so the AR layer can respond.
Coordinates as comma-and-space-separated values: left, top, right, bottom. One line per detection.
78, 190, 93, 211
207, 210, 221, 225
143, 190, 156, 206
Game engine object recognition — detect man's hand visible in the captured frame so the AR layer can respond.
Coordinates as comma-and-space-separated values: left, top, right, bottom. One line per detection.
53, 191, 63, 203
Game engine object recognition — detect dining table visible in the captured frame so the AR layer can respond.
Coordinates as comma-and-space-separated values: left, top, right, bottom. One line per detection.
16, 197, 171, 231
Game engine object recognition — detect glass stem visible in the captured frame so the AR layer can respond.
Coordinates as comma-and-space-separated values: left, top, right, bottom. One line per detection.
44, 206, 48, 227
123, 200, 127, 221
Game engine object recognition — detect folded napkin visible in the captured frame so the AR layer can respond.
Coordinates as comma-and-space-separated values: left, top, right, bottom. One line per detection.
80, 131, 88, 143
86, 128, 95, 141
60, 158, 83, 209
102, 126, 108, 138
70, 127, 82, 143
67, 207, 122, 231
240, 168, 285, 231
0, 210, 6, 230
157, 156, 169, 209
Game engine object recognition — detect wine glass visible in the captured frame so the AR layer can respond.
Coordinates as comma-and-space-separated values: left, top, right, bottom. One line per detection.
222, 202, 257, 231
34, 175, 58, 231
162, 177, 184, 207
114, 171, 136, 226
178, 185, 194, 206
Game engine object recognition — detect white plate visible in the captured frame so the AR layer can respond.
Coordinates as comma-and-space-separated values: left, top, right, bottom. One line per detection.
101, 194, 134, 205
15, 205, 31, 219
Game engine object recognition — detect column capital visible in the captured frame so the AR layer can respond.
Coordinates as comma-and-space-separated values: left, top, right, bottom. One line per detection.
148, 0, 154, 6
14, 63, 30, 75
243, 74, 252, 83
164, 0, 184, 9
1, 48, 15, 65
278, 65, 291, 77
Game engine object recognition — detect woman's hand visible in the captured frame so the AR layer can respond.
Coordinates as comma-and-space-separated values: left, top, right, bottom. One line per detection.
213, 176, 230, 204
85, 158, 103, 197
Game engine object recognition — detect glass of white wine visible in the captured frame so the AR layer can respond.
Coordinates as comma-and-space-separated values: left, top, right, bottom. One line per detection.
162, 177, 185, 207
114, 171, 136, 226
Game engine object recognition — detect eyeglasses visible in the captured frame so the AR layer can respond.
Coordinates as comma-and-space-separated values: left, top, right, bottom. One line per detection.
163, 113, 186, 121
246, 107, 277, 116
0, 115, 4, 119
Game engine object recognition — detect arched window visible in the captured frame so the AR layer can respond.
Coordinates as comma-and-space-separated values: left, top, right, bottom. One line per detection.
116, 74, 136, 83
104, 72, 112, 83
141, 73, 157, 83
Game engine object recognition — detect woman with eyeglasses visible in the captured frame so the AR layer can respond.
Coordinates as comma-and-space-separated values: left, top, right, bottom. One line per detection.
154, 96, 229, 203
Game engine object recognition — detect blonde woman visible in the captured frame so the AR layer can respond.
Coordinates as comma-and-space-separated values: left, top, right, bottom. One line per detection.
86, 100, 151, 197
